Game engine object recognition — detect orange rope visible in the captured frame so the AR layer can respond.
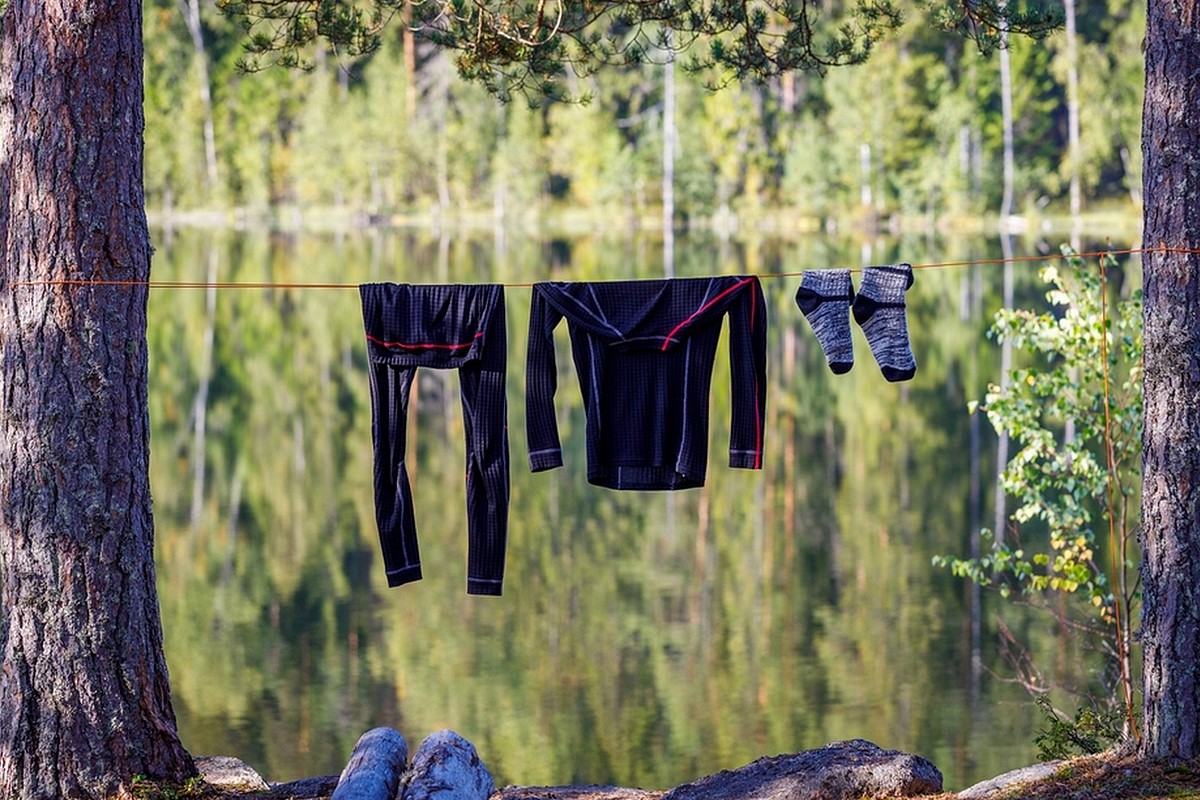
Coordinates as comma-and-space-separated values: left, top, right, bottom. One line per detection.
4, 244, 1194, 291
767, 246, 1153, 280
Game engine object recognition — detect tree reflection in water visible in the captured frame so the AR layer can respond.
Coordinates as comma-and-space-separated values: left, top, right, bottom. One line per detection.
149, 228, 1106, 790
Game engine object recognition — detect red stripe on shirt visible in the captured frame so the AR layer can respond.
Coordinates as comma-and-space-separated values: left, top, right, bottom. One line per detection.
366, 331, 483, 350
660, 277, 756, 352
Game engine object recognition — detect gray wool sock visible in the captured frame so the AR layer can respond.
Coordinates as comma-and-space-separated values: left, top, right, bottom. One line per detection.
795, 269, 855, 374
852, 263, 916, 382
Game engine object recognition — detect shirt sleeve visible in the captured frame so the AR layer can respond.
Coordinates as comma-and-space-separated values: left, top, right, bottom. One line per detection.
525, 286, 566, 472
726, 277, 767, 470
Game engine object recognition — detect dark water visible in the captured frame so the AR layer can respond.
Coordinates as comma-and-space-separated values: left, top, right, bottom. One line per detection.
148, 227, 1128, 791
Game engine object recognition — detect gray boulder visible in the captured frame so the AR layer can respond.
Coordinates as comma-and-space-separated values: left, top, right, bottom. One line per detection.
660, 739, 943, 800
194, 755, 271, 792
957, 761, 1064, 799
402, 730, 496, 800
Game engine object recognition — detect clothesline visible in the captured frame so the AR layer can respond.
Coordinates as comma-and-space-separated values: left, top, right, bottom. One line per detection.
5, 244, 1190, 290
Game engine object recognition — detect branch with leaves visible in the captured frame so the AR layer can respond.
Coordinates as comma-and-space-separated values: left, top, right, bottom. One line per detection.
218, 0, 1061, 99
935, 250, 1142, 734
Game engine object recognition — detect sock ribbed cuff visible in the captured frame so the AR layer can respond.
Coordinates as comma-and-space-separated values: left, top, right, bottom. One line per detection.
854, 263, 914, 305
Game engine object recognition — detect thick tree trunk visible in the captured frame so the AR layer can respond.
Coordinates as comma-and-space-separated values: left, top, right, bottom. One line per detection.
0, 0, 196, 796
1139, 0, 1200, 761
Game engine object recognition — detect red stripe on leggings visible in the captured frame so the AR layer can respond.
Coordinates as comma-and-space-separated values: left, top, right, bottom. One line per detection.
367, 331, 483, 351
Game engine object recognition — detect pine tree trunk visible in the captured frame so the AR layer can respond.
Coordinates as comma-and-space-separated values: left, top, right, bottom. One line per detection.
1139, 0, 1200, 761
0, 0, 196, 796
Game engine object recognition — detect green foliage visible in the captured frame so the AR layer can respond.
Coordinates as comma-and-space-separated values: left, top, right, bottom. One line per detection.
922, 0, 1062, 54
141, 0, 1145, 221
217, 0, 1063, 101
1032, 695, 1124, 761
1069, 0, 1145, 204
934, 251, 1142, 622
218, 0, 396, 70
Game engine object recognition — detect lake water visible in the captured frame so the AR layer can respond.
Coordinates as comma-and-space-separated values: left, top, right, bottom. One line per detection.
147, 225, 1134, 791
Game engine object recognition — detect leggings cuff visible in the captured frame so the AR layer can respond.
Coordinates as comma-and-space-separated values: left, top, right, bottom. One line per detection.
467, 577, 503, 596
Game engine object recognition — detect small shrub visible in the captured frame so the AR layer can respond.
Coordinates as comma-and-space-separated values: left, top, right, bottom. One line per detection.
1033, 695, 1124, 761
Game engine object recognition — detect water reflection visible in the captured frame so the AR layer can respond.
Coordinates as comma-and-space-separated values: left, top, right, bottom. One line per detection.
149, 227, 1115, 790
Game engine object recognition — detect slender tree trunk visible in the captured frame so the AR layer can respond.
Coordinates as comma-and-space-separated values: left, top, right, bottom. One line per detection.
180, 0, 219, 192
403, 0, 417, 119
859, 143, 872, 210
493, 101, 507, 251
191, 248, 219, 531
999, 28, 1016, 221
1063, 0, 1083, 444
780, 71, 796, 114
1119, 145, 1143, 207
993, 251, 1014, 545
1139, 0, 1200, 761
0, 0, 196, 796
662, 29, 676, 279
1063, 0, 1081, 242
433, 58, 452, 221
991, 19, 1018, 547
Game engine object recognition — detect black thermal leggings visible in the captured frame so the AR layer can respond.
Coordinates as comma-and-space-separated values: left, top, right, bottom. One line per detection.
360, 283, 509, 596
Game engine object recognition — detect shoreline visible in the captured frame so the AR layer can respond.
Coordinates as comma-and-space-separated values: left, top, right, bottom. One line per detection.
185, 746, 1200, 800
145, 205, 1142, 241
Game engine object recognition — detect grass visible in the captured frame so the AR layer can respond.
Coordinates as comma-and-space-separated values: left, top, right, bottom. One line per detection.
957, 750, 1200, 800
132, 783, 290, 800
130, 775, 213, 800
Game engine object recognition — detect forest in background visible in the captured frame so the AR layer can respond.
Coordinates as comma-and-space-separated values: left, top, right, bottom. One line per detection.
144, 0, 1145, 228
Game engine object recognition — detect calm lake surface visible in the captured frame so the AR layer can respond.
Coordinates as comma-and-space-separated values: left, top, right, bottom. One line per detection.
147, 225, 1138, 791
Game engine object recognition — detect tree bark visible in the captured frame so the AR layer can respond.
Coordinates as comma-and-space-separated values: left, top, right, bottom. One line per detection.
0, 0, 196, 796
1139, 0, 1200, 761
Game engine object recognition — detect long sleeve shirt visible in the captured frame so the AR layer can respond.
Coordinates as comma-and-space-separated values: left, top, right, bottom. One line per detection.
525, 276, 767, 490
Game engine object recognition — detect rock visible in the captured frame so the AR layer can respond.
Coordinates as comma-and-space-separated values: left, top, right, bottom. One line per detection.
660, 739, 943, 800
401, 730, 496, 800
493, 787, 662, 800
957, 761, 1064, 799
270, 774, 341, 798
195, 755, 271, 791
333, 727, 411, 800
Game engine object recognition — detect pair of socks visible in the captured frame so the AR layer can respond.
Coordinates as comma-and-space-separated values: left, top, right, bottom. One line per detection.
795, 264, 916, 382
